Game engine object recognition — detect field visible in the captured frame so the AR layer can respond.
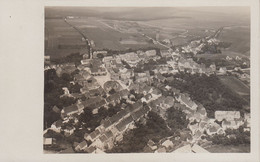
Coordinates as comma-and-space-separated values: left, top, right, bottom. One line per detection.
45, 19, 85, 59
218, 26, 250, 56
218, 76, 250, 103
45, 7, 250, 58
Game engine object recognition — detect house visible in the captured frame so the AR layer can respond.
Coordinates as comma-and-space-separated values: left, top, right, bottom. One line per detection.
207, 123, 222, 135
94, 148, 106, 154
61, 104, 79, 118
172, 88, 180, 96
218, 67, 227, 75
119, 89, 130, 99
43, 138, 55, 146
178, 93, 198, 110
188, 123, 199, 135
81, 59, 91, 65
191, 144, 209, 153
51, 120, 63, 133
75, 140, 88, 151
60, 147, 75, 153
160, 50, 172, 58
85, 129, 101, 142
196, 105, 207, 118
161, 140, 174, 149
198, 121, 208, 132
64, 126, 75, 136
44, 56, 51, 64
151, 88, 162, 98
145, 50, 157, 57
221, 120, 240, 130
103, 81, 122, 93
90, 66, 107, 76
85, 146, 96, 153
93, 50, 108, 58
162, 96, 175, 109
155, 147, 167, 153
52, 106, 60, 113
115, 115, 134, 132
172, 144, 192, 153
147, 140, 157, 150
215, 111, 241, 122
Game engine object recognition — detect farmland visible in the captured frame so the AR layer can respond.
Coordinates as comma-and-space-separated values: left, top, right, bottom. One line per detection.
218, 75, 250, 103
218, 26, 250, 56
45, 7, 250, 59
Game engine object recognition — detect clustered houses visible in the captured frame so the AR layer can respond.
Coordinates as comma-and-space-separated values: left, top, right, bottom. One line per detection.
177, 57, 216, 75
76, 101, 150, 152
45, 43, 250, 153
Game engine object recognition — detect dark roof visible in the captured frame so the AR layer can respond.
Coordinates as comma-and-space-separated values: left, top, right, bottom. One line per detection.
115, 115, 134, 132
53, 119, 63, 127
99, 134, 108, 143
63, 104, 78, 115
109, 113, 122, 123
131, 101, 143, 112
77, 140, 88, 149
81, 96, 104, 108
60, 147, 75, 153
117, 109, 128, 118
106, 93, 121, 103
131, 108, 145, 120
119, 89, 130, 97
89, 129, 100, 139
103, 119, 112, 128
85, 146, 95, 153
104, 130, 113, 139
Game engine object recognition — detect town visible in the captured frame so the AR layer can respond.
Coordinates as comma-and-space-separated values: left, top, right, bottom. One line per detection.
43, 28, 250, 153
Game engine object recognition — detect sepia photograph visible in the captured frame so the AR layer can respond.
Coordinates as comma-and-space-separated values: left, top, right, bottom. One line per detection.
44, 6, 251, 153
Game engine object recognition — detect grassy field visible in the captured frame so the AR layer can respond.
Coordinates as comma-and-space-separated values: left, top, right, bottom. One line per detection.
218, 26, 250, 56
206, 144, 250, 153
218, 76, 250, 103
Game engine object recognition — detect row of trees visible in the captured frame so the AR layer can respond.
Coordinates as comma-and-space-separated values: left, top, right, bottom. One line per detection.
51, 53, 82, 66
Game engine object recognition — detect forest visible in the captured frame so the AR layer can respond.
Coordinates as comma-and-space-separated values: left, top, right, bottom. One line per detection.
168, 73, 248, 117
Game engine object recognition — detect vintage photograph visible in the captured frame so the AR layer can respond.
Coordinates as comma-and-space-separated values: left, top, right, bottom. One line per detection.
43, 7, 251, 153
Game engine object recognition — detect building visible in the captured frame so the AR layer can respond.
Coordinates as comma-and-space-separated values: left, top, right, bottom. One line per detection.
44, 138, 55, 146
75, 140, 88, 151
215, 111, 241, 122
191, 144, 209, 153
177, 93, 198, 111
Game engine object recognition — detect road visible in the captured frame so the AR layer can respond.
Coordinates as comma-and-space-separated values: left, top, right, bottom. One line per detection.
64, 18, 92, 59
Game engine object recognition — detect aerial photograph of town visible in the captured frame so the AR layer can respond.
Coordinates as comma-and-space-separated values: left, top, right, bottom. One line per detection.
44, 7, 250, 153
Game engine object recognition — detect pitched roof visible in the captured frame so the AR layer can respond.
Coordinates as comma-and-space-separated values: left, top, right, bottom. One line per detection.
179, 94, 196, 109
99, 134, 108, 143
60, 147, 75, 153
103, 119, 112, 128
63, 105, 78, 115
85, 146, 95, 153
131, 108, 145, 120
172, 144, 192, 153
191, 144, 209, 153
116, 116, 134, 132
104, 130, 113, 139
119, 89, 130, 97
53, 119, 63, 128
89, 129, 100, 140
77, 140, 88, 149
